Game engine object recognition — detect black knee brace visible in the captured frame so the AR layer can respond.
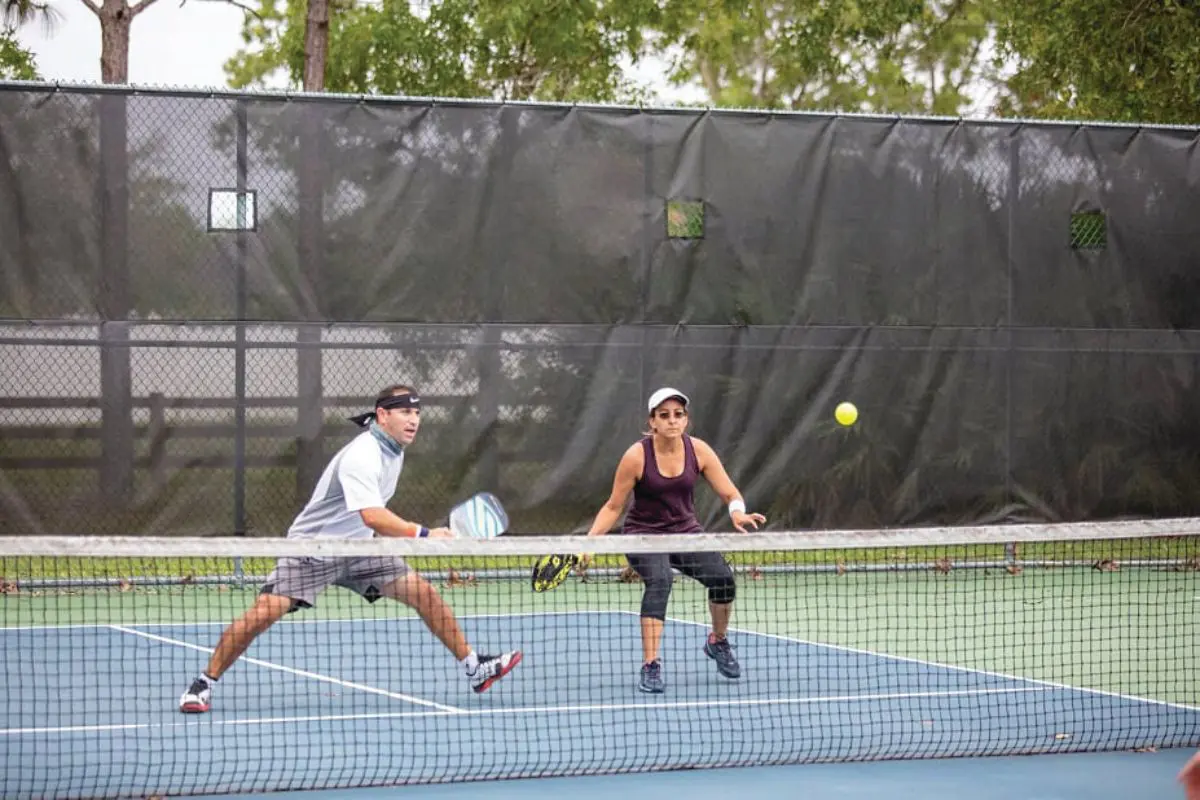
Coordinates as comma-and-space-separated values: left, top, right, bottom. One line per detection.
707, 577, 736, 605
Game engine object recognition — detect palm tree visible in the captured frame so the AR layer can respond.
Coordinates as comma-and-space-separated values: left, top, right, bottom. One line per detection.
3, 0, 59, 32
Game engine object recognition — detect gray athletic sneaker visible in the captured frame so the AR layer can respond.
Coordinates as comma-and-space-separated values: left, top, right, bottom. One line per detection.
639, 659, 665, 693
704, 634, 741, 679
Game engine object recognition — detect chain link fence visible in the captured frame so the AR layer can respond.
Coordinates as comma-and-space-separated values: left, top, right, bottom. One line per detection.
2, 84, 1200, 536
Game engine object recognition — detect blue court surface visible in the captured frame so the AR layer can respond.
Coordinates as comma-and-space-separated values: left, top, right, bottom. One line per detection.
4, 609, 1198, 799
189, 748, 1199, 800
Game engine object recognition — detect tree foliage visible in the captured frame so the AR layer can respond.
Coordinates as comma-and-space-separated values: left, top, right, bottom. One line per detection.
598, 0, 999, 114
222, 0, 1200, 122
0, 25, 37, 79
3, 0, 55, 25
2, 0, 53, 79
226, 0, 657, 102
993, 0, 1200, 124
653, 0, 915, 111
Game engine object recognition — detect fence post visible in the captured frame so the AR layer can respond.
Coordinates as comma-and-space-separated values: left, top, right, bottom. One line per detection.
233, 98, 250, 586
295, 102, 326, 509
147, 391, 166, 489
477, 328, 501, 492
1004, 131, 1020, 512
98, 92, 133, 507
639, 108, 655, 412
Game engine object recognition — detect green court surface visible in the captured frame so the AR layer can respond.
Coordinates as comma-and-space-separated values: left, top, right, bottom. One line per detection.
5, 559, 1195, 706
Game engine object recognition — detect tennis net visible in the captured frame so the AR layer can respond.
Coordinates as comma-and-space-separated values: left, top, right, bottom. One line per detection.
2, 518, 1199, 798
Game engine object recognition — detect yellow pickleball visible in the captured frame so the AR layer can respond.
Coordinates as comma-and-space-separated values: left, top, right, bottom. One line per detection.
835, 401, 858, 426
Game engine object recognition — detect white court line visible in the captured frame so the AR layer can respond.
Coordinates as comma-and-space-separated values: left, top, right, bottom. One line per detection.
0, 609, 610, 632
467, 686, 1052, 715
647, 613, 1200, 713
0, 686, 1052, 735
109, 625, 464, 714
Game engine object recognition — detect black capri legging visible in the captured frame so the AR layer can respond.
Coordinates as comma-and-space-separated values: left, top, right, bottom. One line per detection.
625, 551, 736, 620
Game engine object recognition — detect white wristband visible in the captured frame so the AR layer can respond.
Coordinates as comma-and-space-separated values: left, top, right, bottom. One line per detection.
728, 499, 746, 515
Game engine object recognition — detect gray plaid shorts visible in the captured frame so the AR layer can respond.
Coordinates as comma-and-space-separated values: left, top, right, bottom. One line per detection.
259, 556, 411, 609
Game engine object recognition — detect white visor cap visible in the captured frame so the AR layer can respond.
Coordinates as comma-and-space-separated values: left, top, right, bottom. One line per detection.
647, 387, 690, 414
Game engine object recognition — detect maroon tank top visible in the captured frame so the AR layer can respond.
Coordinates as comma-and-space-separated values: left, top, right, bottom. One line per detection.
623, 435, 703, 534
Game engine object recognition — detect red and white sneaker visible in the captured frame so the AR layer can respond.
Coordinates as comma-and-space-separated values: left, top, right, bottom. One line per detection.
469, 651, 522, 693
179, 678, 212, 713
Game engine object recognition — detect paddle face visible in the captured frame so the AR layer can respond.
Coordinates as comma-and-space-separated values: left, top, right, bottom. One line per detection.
449, 492, 510, 540
531, 553, 578, 593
